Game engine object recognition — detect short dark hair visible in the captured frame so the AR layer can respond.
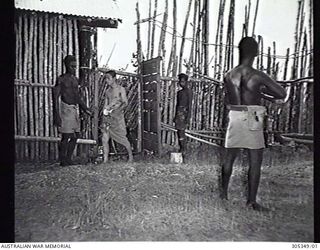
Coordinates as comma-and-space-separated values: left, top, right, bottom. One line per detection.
178, 73, 189, 81
105, 70, 116, 78
238, 37, 258, 58
63, 55, 76, 66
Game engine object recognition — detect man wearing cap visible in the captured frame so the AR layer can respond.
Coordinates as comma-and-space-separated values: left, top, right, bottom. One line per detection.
174, 73, 193, 154
53, 55, 93, 166
220, 37, 286, 211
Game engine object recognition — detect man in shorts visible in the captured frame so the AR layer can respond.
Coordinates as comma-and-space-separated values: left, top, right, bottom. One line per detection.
53, 55, 92, 166
220, 37, 286, 211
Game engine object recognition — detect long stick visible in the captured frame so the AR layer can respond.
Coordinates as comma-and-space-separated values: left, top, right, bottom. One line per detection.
161, 124, 222, 148
22, 14, 29, 160
178, 0, 193, 73
217, 0, 226, 80
28, 15, 35, 161
292, 0, 302, 79
203, 0, 209, 75
150, 0, 158, 59
187, 0, 198, 75
252, 0, 259, 36
167, 0, 177, 76
15, 135, 96, 145
74, 19, 80, 78
246, 0, 251, 36
160, 0, 168, 76
147, 0, 152, 60
308, 0, 313, 76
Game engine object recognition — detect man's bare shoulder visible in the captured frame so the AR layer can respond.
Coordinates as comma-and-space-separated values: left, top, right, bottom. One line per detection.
224, 67, 242, 82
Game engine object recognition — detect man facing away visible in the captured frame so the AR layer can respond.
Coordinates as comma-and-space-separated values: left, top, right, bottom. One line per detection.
101, 70, 133, 163
221, 37, 286, 211
53, 55, 92, 166
174, 73, 193, 154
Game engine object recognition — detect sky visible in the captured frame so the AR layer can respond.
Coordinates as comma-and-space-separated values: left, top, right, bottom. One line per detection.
15, 0, 311, 75
96, 0, 305, 74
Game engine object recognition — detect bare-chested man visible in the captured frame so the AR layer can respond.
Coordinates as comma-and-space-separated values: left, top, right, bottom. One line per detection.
174, 73, 193, 154
101, 70, 133, 162
220, 37, 286, 211
53, 55, 92, 166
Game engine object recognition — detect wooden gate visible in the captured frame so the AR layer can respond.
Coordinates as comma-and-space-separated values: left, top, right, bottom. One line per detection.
141, 57, 162, 156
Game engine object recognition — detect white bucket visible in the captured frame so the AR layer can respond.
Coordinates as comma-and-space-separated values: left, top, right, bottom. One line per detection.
170, 152, 183, 164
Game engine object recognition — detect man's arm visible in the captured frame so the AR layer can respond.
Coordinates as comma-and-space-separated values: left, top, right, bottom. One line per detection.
53, 78, 61, 126
258, 72, 286, 100
186, 89, 193, 122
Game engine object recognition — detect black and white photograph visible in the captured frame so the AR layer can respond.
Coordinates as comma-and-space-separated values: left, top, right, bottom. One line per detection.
13, 0, 314, 245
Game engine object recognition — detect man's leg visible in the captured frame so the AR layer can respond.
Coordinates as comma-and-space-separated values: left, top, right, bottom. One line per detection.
177, 129, 186, 153
66, 132, 79, 165
102, 131, 110, 163
220, 148, 239, 200
247, 148, 269, 211
120, 138, 133, 162
59, 133, 73, 166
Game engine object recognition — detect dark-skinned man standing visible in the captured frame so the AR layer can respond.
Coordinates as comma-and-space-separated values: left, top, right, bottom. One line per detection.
174, 73, 193, 155
220, 37, 286, 211
53, 55, 92, 166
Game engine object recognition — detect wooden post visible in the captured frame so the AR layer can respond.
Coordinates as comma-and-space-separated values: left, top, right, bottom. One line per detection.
203, 0, 209, 75
252, 0, 259, 36
27, 15, 35, 161
187, 0, 198, 75
23, 14, 29, 160
178, 0, 193, 74
308, 0, 313, 76
136, 2, 143, 152
218, 0, 226, 80
167, 0, 177, 77
147, 0, 152, 60
44, 14, 50, 161
158, 0, 168, 76
150, 0, 158, 59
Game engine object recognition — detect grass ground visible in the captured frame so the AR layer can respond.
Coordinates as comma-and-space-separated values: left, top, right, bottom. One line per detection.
15, 144, 313, 242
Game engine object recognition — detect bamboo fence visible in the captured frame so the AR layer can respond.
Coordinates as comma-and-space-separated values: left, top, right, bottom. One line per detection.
15, 11, 88, 162
15, 1, 314, 161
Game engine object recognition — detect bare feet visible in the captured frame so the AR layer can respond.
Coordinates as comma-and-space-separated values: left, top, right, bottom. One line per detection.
246, 201, 270, 212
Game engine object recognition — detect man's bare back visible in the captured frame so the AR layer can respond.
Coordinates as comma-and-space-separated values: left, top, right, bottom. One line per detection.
225, 65, 286, 106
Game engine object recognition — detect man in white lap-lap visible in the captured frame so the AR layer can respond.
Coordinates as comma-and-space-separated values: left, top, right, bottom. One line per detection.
220, 37, 286, 212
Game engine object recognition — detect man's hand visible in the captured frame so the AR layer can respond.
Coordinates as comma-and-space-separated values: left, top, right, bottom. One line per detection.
274, 99, 285, 105
103, 108, 113, 116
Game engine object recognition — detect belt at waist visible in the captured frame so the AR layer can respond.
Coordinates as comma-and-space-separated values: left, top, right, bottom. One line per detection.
61, 100, 79, 109
227, 105, 249, 111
